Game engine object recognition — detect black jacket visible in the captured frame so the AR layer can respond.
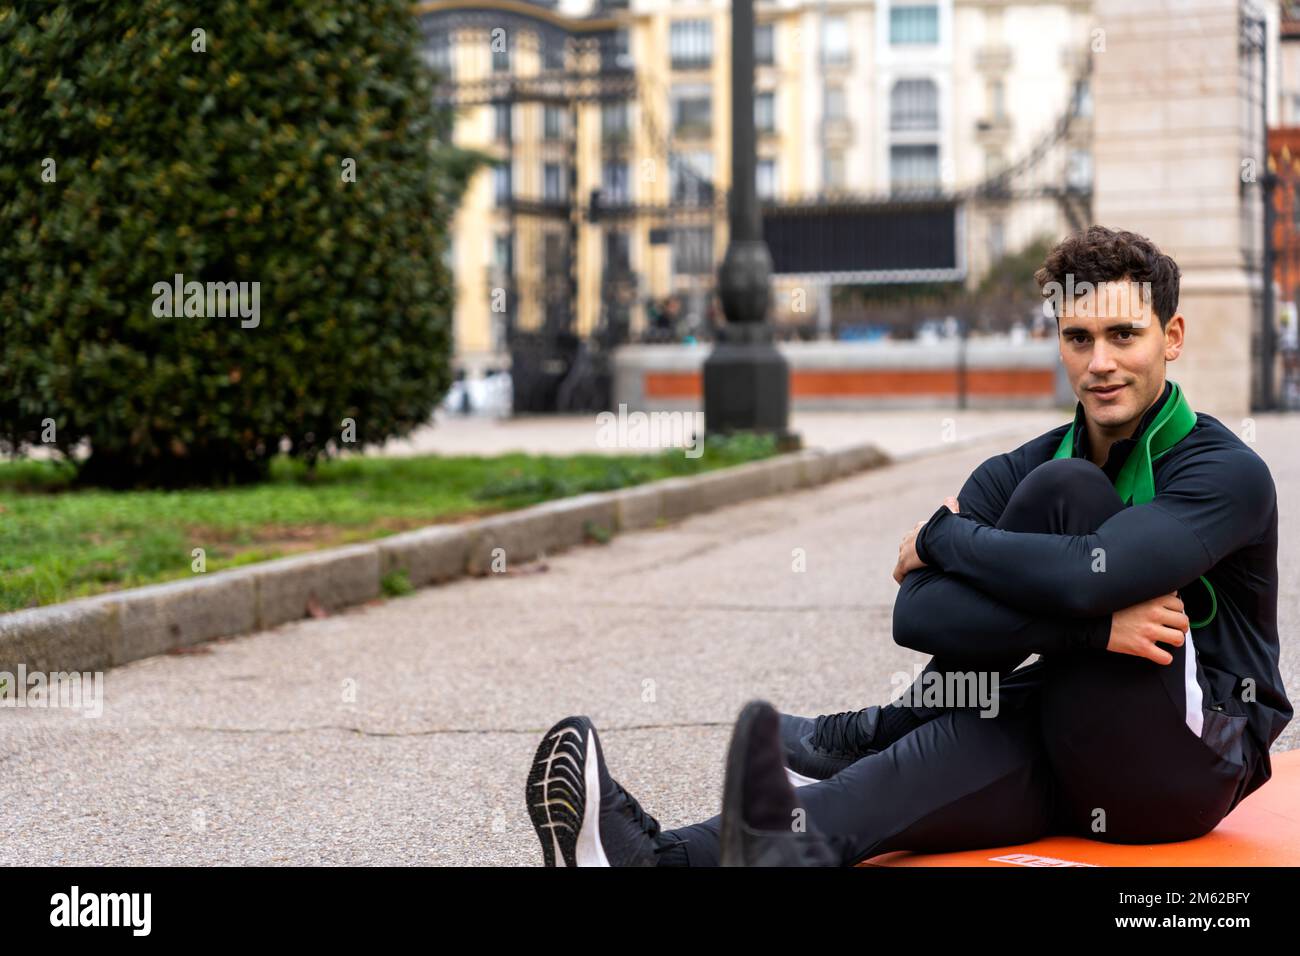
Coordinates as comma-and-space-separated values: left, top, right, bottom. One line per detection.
900, 381, 1292, 802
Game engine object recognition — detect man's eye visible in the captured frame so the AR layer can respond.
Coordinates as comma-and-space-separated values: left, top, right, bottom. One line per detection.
1115, 331, 1134, 341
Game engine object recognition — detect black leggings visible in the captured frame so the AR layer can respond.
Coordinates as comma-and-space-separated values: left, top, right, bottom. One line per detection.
662, 458, 1252, 866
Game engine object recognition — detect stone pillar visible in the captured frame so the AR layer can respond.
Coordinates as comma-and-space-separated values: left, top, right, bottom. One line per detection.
1091, 0, 1262, 421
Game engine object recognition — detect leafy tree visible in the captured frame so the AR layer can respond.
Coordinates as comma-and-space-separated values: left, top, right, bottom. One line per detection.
1, 0, 480, 486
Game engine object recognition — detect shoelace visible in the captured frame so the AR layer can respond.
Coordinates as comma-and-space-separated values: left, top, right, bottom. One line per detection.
811, 708, 874, 756
652, 834, 688, 859
613, 781, 662, 837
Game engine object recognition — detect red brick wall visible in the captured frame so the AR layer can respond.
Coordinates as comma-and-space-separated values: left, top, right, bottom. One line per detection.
644, 367, 1054, 400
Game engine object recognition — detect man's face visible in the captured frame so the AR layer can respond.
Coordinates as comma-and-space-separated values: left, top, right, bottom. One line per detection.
1056, 277, 1184, 432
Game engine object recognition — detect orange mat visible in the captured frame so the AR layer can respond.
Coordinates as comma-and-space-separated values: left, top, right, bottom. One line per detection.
862, 749, 1300, 867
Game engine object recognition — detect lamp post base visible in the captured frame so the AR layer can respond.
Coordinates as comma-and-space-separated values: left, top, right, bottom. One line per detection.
702, 330, 797, 447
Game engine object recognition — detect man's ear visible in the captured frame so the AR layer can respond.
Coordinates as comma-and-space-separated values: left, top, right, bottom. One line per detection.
1164, 312, 1185, 361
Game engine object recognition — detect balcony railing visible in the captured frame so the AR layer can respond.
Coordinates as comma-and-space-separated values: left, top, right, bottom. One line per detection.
975, 44, 1013, 72
975, 115, 1013, 144
821, 117, 853, 143
672, 121, 713, 141
671, 55, 711, 71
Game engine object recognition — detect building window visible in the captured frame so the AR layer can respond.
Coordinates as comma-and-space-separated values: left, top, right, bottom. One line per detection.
494, 234, 514, 274
423, 35, 453, 80
1066, 149, 1092, 190
493, 164, 512, 206
824, 84, 847, 122
605, 229, 631, 273
757, 159, 777, 200
670, 20, 712, 70
890, 144, 940, 191
890, 4, 939, 45
543, 163, 567, 202
984, 149, 1005, 179
890, 78, 938, 131
671, 227, 713, 276
755, 23, 775, 66
988, 79, 1005, 121
544, 233, 565, 273
669, 151, 714, 203
544, 105, 564, 140
603, 161, 631, 204
493, 103, 511, 143
822, 16, 850, 65
989, 218, 1005, 263
602, 101, 630, 141
824, 150, 846, 190
671, 84, 712, 137
1071, 78, 1093, 119
602, 29, 632, 71
755, 91, 776, 134
492, 37, 511, 73
544, 39, 566, 71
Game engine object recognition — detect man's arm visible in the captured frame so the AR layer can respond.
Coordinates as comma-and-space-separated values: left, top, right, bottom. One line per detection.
914, 447, 1276, 618
894, 564, 1112, 657
893, 443, 1111, 657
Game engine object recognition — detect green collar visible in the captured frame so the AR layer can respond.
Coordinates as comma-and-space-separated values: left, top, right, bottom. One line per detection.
1052, 380, 1197, 506
1051, 379, 1215, 628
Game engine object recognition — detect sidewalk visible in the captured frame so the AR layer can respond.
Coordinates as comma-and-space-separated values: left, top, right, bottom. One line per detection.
1, 413, 1295, 865
371, 408, 1069, 460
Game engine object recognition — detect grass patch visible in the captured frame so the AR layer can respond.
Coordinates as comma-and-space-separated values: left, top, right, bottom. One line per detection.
0, 433, 776, 612
380, 569, 415, 598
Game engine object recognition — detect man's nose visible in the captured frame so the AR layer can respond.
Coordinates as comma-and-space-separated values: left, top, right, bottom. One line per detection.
1088, 341, 1118, 374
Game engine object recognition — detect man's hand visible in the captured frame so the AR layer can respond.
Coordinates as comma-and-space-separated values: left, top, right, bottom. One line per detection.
893, 497, 959, 584
1105, 591, 1189, 664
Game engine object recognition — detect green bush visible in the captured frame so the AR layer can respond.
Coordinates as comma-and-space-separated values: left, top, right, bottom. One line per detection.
0, 0, 479, 487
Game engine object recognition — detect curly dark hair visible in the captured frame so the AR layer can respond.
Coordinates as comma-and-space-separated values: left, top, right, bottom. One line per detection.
1034, 225, 1181, 329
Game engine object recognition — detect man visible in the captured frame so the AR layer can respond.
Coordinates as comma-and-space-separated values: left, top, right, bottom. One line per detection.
525, 226, 1292, 866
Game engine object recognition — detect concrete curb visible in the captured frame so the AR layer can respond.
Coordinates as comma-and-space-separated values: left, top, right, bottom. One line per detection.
885, 423, 1048, 465
0, 442, 892, 676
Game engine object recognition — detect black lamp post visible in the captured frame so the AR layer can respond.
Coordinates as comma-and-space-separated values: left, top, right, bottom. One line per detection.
702, 0, 795, 445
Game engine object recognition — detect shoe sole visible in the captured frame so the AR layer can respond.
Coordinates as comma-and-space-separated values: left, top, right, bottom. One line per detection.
724, 702, 843, 867
720, 700, 771, 867
526, 716, 610, 867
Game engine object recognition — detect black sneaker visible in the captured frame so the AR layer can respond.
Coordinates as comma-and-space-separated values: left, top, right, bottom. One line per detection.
779, 707, 884, 782
526, 715, 663, 867
720, 701, 838, 867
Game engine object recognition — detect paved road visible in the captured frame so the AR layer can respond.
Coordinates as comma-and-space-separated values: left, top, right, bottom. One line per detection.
2, 414, 1296, 865
370, 408, 1067, 459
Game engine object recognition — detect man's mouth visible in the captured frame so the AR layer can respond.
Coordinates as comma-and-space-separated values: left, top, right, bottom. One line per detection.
1089, 383, 1126, 400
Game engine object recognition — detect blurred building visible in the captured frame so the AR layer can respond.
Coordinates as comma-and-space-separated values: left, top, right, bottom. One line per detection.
1278, 1, 1300, 124
417, 0, 1094, 383
1268, 4, 1300, 408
